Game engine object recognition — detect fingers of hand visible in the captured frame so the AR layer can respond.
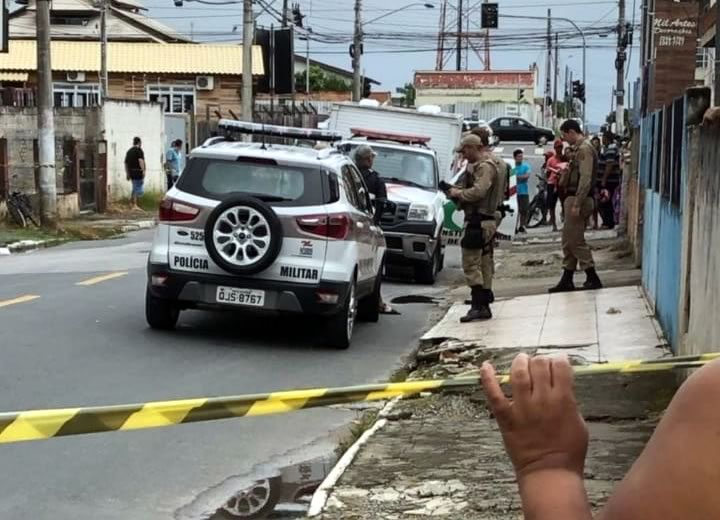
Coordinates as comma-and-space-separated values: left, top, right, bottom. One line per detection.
550, 355, 575, 398
529, 356, 553, 401
481, 361, 511, 422
510, 353, 532, 401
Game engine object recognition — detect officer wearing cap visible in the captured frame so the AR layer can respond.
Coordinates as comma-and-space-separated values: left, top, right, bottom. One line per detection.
448, 129, 505, 322
354, 144, 387, 202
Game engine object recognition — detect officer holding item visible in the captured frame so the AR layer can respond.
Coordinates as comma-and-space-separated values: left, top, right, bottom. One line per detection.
447, 131, 504, 322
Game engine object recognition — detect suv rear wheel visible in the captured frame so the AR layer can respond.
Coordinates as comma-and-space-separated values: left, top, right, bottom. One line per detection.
324, 276, 358, 349
145, 288, 179, 330
205, 196, 283, 276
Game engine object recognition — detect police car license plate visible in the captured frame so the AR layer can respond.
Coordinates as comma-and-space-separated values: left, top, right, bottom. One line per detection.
216, 286, 265, 307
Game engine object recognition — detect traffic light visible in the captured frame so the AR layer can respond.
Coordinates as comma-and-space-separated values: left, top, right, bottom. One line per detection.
481, 3, 499, 29
572, 80, 586, 103
518, 89, 525, 100
362, 78, 371, 99
291, 3, 304, 27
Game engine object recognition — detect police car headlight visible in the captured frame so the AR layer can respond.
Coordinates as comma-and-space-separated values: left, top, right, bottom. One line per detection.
407, 204, 434, 221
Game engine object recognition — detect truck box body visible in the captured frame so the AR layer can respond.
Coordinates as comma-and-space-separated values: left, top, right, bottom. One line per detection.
328, 103, 463, 181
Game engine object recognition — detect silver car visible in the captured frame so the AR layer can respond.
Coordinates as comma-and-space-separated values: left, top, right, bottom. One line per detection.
146, 121, 386, 349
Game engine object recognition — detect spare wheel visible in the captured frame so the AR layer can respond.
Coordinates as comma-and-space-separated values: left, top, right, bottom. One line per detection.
204, 195, 283, 276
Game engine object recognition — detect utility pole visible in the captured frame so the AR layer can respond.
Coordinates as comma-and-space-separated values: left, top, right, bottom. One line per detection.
36, 0, 57, 227
544, 9, 552, 127
282, 0, 289, 27
566, 66, 571, 117
306, 33, 311, 96
242, 0, 253, 122
553, 32, 559, 116
715, 0, 720, 105
100, 0, 108, 102
615, 0, 626, 135
456, 0, 463, 71
352, 0, 363, 101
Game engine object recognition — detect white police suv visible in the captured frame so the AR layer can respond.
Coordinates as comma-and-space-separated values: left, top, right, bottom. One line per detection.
146, 121, 386, 349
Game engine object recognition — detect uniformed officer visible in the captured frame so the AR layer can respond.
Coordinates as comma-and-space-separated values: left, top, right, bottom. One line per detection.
550, 119, 603, 292
354, 144, 387, 203
448, 130, 505, 322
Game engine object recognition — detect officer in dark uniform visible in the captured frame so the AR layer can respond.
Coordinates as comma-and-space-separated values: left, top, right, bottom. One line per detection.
354, 144, 387, 202
353, 144, 397, 315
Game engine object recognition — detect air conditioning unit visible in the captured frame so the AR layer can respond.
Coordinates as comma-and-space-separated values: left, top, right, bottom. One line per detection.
66, 71, 86, 83
196, 75, 214, 91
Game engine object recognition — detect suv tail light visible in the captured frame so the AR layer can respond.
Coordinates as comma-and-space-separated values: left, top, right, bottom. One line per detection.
159, 198, 200, 222
296, 214, 350, 240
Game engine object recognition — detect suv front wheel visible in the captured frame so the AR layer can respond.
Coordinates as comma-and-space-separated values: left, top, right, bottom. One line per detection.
324, 276, 358, 350
145, 288, 180, 330
415, 241, 441, 285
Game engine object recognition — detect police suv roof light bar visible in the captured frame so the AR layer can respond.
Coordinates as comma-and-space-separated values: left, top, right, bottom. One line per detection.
218, 120, 343, 142
349, 128, 432, 147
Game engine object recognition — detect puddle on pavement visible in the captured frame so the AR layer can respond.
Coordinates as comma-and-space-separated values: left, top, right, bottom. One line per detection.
187, 456, 336, 520
391, 295, 442, 305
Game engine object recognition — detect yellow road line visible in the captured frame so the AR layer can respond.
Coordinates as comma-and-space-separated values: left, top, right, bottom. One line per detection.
0, 295, 41, 308
76, 272, 128, 286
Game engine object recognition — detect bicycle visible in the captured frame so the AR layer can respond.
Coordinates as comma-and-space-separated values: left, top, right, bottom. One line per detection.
6, 191, 39, 228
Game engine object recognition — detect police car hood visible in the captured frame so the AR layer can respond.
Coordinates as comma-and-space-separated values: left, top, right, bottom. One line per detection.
385, 183, 438, 205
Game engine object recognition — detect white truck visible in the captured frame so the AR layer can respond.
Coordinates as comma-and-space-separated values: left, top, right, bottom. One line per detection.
328, 103, 464, 181
334, 128, 444, 284
329, 104, 465, 285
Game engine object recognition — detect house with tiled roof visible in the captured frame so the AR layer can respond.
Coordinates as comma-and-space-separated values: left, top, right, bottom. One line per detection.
1, 0, 263, 118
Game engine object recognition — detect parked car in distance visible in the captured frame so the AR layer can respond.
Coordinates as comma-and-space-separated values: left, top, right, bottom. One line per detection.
489, 117, 554, 145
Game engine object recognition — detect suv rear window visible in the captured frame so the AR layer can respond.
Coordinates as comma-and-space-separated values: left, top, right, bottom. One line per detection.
176, 157, 327, 206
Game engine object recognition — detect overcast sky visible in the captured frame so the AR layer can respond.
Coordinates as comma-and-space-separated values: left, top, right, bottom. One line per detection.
142, 0, 641, 125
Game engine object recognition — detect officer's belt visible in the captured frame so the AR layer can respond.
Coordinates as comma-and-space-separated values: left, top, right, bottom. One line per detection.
465, 213, 495, 222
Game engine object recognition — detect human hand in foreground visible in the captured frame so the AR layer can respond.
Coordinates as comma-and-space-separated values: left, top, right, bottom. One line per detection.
481, 354, 592, 520
480, 353, 588, 478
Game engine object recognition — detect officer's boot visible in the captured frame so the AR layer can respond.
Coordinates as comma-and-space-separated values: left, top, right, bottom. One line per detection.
583, 267, 603, 290
548, 269, 576, 293
477, 289, 493, 320
460, 286, 491, 323
465, 289, 494, 305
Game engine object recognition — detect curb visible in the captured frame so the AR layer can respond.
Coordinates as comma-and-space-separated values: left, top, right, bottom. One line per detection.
0, 220, 157, 256
1, 238, 66, 255
119, 219, 157, 233
307, 397, 401, 518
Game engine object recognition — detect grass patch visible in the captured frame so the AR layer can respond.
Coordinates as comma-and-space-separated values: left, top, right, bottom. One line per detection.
115, 191, 164, 213
0, 222, 127, 246
0, 226, 59, 246
335, 409, 380, 458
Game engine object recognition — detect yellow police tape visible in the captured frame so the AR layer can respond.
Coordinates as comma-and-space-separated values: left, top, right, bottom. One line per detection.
0, 353, 717, 445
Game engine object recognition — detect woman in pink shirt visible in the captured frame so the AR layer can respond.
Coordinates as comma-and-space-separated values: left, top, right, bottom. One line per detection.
544, 139, 566, 232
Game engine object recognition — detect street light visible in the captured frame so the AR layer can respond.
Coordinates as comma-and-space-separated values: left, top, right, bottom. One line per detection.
363, 3, 435, 26
352, 3, 435, 101
500, 14, 587, 130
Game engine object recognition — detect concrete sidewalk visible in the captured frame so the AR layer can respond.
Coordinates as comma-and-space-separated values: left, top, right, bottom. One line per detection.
423, 286, 666, 362
313, 286, 676, 519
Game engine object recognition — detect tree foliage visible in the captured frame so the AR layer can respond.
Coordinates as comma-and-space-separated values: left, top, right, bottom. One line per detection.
296, 65, 352, 93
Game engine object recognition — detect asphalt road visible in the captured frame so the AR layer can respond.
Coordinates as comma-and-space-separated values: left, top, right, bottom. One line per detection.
0, 230, 448, 520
